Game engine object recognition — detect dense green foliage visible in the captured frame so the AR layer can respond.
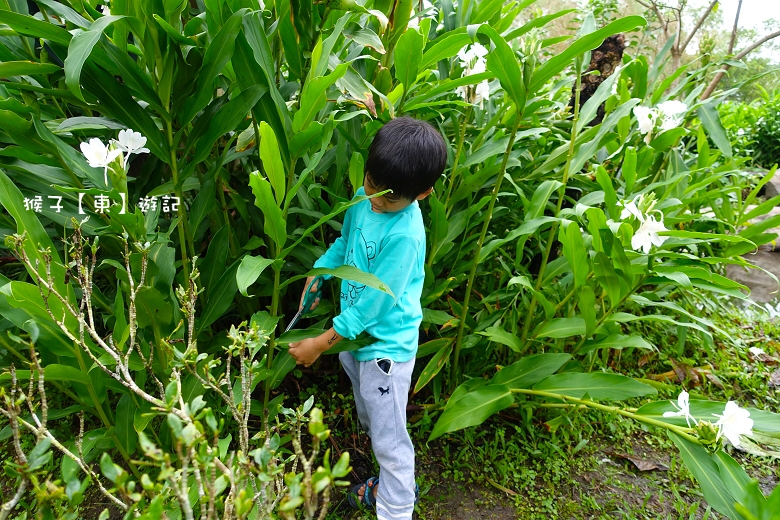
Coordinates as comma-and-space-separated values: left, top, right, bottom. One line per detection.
0, 0, 779, 518
721, 90, 780, 169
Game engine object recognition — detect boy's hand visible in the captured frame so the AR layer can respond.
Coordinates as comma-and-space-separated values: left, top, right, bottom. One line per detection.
288, 328, 343, 368
299, 276, 321, 312
288, 337, 325, 367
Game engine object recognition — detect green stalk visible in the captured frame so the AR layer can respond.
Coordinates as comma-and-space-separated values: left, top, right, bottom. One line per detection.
443, 106, 473, 221
165, 119, 192, 290
450, 117, 522, 388
263, 261, 282, 413
217, 175, 238, 258
574, 275, 647, 357
520, 61, 584, 348
511, 388, 701, 444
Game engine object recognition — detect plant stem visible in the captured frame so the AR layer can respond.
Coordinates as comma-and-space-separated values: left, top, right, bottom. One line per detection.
443, 106, 473, 220
511, 388, 701, 444
165, 119, 192, 290
451, 117, 521, 388
520, 61, 584, 349
263, 262, 282, 415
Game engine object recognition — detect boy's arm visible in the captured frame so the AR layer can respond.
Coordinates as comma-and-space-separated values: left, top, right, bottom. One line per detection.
332, 234, 420, 340
288, 327, 343, 367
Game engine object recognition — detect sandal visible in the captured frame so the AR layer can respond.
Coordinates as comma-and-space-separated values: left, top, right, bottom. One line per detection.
347, 476, 379, 510
346, 477, 420, 510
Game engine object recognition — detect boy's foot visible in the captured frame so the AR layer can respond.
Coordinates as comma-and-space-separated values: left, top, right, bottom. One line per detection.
346, 477, 420, 511
347, 476, 379, 510
354, 480, 378, 502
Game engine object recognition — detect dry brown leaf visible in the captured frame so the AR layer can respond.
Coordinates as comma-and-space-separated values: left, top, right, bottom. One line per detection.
610, 452, 668, 472
769, 370, 780, 389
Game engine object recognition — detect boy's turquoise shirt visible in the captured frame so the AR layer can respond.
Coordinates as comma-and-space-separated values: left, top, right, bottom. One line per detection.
313, 187, 426, 362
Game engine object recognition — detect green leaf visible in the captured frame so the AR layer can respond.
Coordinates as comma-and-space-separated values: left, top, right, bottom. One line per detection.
115, 393, 137, 456
430, 384, 514, 441
480, 25, 525, 108
180, 8, 248, 125
529, 16, 646, 94
348, 151, 364, 194
490, 353, 571, 389
560, 221, 588, 288
577, 334, 653, 354
533, 373, 657, 401
479, 326, 522, 353
413, 341, 453, 394
505, 10, 577, 41
289, 266, 395, 298
0, 9, 71, 44
0, 61, 60, 76
64, 16, 125, 101
100, 453, 123, 484
81, 65, 170, 163
714, 451, 753, 498
191, 85, 266, 166
237, 256, 276, 297
649, 127, 686, 152
257, 121, 286, 204
153, 14, 197, 46
659, 230, 753, 244
592, 251, 621, 307
188, 178, 217, 234
289, 121, 325, 158
579, 285, 596, 337
526, 180, 562, 221
697, 102, 732, 159
595, 165, 617, 220
0, 364, 89, 384
419, 31, 470, 70
0, 172, 69, 299
395, 27, 424, 94
196, 259, 241, 334
135, 287, 173, 328
268, 351, 296, 390
248, 173, 287, 249
292, 63, 348, 133
668, 432, 742, 520
344, 25, 385, 53
534, 317, 586, 339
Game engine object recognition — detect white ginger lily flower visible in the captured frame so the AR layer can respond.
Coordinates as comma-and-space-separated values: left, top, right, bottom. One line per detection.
630, 214, 669, 254
618, 198, 643, 221
657, 100, 688, 131
748, 346, 766, 357
713, 401, 754, 447
114, 129, 150, 156
663, 390, 695, 427
80, 138, 123, 185
474, 80, 490, 106
458, 43, 489, 75
633, 106, 658, 135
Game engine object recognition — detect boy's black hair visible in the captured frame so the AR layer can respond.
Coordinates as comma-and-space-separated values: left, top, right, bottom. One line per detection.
365, 117, 447, 201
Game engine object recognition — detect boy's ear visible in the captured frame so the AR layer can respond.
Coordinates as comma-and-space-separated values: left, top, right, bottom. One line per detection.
415, 187, 434, 201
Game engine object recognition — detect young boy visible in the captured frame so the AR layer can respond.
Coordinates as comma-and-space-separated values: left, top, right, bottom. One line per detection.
288, 117, 447, 519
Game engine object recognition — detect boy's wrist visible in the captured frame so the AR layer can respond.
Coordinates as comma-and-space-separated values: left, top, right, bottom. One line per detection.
317, 328, 342, 352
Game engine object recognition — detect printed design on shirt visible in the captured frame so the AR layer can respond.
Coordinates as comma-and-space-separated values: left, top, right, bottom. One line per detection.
378, 386, 390, 396
341, 228, 376, 307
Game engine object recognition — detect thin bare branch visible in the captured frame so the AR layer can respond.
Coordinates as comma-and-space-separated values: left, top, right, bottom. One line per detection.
728, 0, 743, 55
701, 29, 780, 100
680, 0, 718, 53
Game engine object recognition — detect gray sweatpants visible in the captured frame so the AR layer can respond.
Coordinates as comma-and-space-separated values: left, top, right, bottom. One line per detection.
339, 351, 416, 520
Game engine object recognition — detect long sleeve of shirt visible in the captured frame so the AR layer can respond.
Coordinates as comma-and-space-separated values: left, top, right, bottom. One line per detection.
332, 233, 421, 340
